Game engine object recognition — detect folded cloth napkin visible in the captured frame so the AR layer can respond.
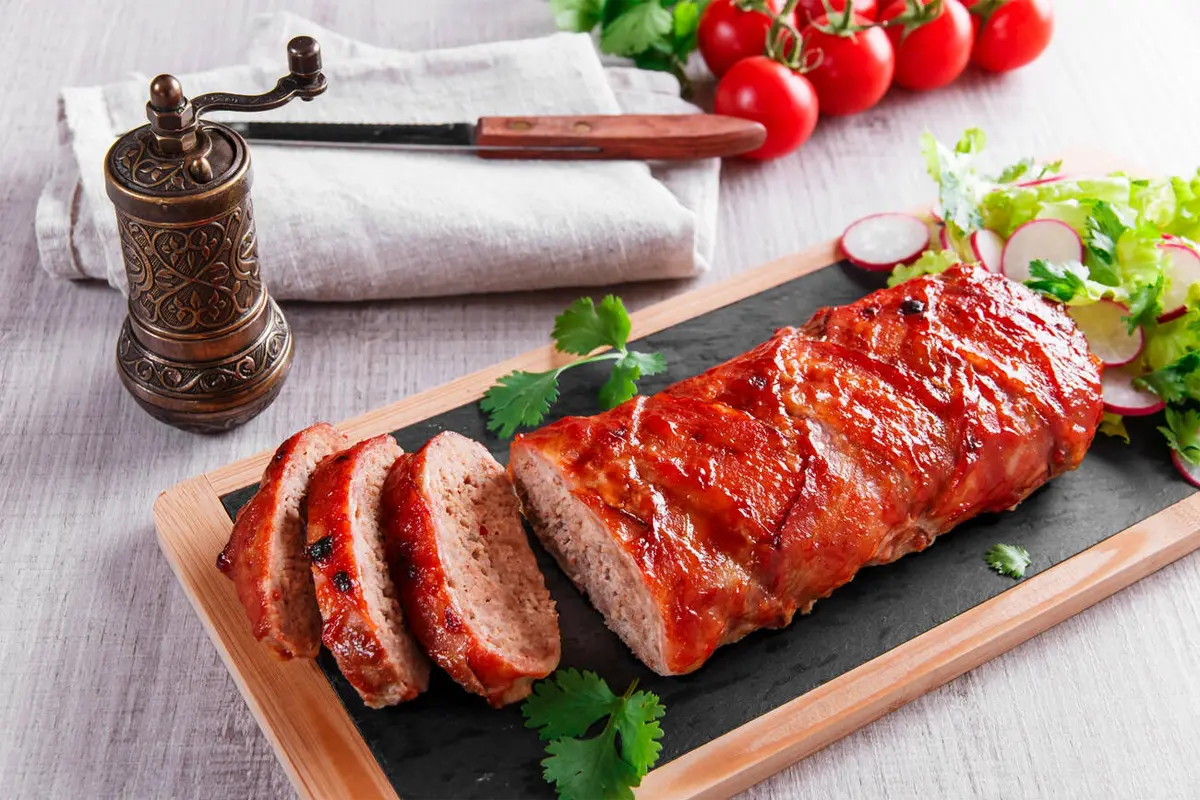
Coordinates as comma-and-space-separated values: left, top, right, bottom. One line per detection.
35, 13, 720, 301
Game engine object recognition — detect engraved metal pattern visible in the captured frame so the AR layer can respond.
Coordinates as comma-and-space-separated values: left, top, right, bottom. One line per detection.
111, 129, 218, 192
116, 301, 290, 399
119, 198, 262, 334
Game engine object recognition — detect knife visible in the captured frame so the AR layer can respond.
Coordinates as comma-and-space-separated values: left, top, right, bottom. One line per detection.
224, 114, 767, 160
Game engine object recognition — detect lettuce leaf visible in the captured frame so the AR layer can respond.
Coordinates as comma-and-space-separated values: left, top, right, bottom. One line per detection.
887, 249, 967, 287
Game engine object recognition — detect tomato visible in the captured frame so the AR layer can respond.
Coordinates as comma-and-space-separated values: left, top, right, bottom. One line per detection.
801, 14, 894, 117
698, 0, 785, 79
879, 0, 972, 91
795, 0, 877, 27
964, 0, 1054, 72
713, 57, 819, 160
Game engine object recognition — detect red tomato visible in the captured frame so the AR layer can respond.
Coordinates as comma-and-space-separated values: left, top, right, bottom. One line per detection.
795, 0, 877, 27
714, 57, 819, 160
879, 0, 972, 91
802, 14, 894, 116
965, 0, 1054, 72
698, 0, 784, 79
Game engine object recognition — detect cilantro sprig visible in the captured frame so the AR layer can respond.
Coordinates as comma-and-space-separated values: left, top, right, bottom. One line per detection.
480, 296, 667, 438
985, 543, 1032, 579
524, 669, 666, 800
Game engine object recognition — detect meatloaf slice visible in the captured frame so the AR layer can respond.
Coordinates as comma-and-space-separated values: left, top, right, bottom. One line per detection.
305, 434, 430, 707
217, 422, 350, 660
382, 432, 560, 707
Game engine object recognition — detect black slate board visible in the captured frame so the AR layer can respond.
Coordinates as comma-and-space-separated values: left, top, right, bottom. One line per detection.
221, 261, 1194, 800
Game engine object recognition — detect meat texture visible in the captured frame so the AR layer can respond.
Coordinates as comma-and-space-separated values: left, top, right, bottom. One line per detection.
510, 265, 1103, 675
217, 422, 350, 660
381, 431, 561, 707
305, 434, 430, 707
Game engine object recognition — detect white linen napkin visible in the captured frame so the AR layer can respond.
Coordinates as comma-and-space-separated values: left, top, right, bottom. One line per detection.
35, 12, 720, 301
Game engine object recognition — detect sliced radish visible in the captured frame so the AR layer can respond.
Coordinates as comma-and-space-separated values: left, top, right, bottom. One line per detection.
931, 205, 943, 223
1017, 175, 1068, 188
841, 213, 930, 272
970, 229, 1005, 274
1001, 219, 1084, 283
1171, 450, 1200, 488
1158, 242, 1200, 322
1068, 301, 1144, 367
1100, 366, 1163, 416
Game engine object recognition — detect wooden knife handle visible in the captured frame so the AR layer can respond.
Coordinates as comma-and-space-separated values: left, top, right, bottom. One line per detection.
474, 114, 766, 160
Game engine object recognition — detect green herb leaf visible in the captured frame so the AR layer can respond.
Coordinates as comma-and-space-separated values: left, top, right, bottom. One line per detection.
1099, 412, 1130, 444
525, 671, 666, 800
919, 129, 990, 233
549, 0, 605, 31
1160, 406, 1200, 466
600, 2, 674, 57
1037, 159, 1064, 179
524, 669, 619, 741
1083, 201, 1127, 286
1125, 272, 1165, 334
543, 728, 639, 800
1023, 259, 1115, 305
479, 369, 562, 439
1135, 351, 1200, 405
553, 295, 632, 355
985, 543, 1032, 579
671, 0, 701, 55
609, 688, 665, 778
996, 157, 1034, 184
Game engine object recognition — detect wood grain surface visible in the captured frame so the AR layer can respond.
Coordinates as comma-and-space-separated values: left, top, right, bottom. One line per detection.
473, 114, 766, 159
5, 1, 1200, 799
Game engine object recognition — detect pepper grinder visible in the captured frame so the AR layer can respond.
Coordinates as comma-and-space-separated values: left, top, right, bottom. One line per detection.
105, 36, 326, 433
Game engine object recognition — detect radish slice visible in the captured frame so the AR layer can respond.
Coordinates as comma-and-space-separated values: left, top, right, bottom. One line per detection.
931, 206, 943, 223
1171, 450, 1200, 488
938, 226, 951, 250
1017, 175, 1068, 188
841, 213, 930, 272
970, 229, 1005, 274
1068, 301, 1144, 366
1101, 366, 1163, 416
1159, 243, 1200, 322
1001, 219, 1084, 283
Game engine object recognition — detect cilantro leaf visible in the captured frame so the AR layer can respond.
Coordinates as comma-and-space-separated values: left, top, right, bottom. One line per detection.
610, 688, 665, 778
1125, 273, 1165, 333
618, 350, 667, 377
525, 671, 666, 800
1083, 201, 1127, 286
553, 295, 632, 355
1160, 406, 1200, 466
543, 728, 639, 800
524, 669, 619, 741
985, 543, 1032, 579
671, 1, 701, 56
549, 0, 604, 31
1135, 351, 1200, 405
996, 157, 1034, 184
1024, 259, 1115, 305
479, 369, 562, 439
1038, 159, 1064, 179
600, 3, 674, 57
599, 351, 669, 409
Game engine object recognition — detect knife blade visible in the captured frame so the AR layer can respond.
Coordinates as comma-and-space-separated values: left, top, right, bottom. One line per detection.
223, 114, 766, 160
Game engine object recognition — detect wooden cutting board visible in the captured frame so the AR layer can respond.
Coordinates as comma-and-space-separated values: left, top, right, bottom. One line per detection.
154, 152, 1200, 800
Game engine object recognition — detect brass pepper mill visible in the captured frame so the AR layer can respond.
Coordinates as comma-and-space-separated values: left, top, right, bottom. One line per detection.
105, 37, 326, 433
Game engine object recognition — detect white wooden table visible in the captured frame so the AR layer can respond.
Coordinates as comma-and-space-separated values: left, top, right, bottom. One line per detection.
4, 1, 1200, 797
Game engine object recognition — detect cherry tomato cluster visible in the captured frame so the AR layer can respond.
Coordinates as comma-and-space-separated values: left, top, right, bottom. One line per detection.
703, 0, 1054, 160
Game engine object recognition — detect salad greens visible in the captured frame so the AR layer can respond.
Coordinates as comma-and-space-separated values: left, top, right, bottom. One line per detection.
898, 128, 1200, 467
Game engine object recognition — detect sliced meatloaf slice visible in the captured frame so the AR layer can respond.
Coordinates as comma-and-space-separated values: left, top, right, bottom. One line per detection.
382, 432, 560, 707
305, 434, 430, 708
217, 422, 350, 660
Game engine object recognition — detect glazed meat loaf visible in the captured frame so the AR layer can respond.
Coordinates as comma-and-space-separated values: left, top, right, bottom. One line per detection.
381, 431, 560, 707
305, 434, 430, 707
217, 422, 350, 660
510, 265, 1103, 675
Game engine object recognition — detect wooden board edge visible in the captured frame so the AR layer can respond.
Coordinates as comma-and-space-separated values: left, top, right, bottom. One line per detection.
152, 477, 399, 800
636, 492, 1200, 799
204, 237, 841, 496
